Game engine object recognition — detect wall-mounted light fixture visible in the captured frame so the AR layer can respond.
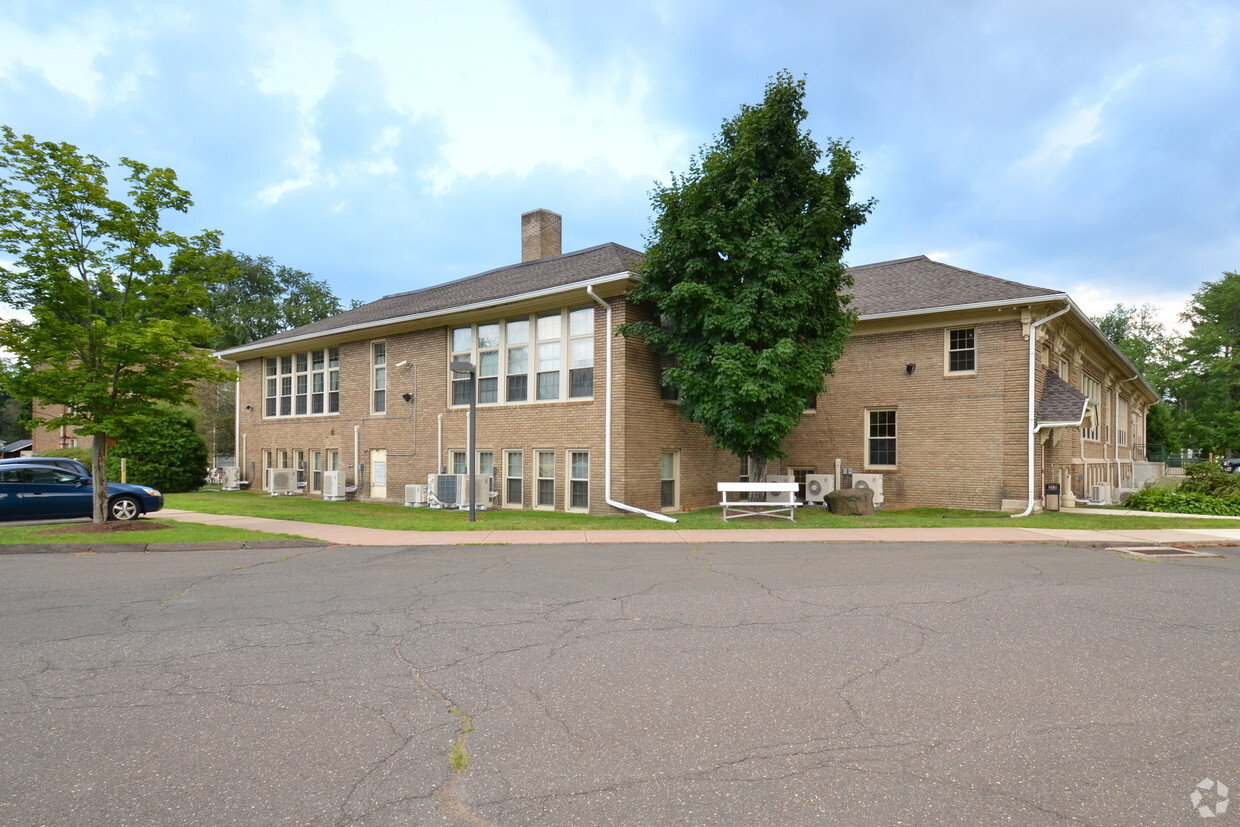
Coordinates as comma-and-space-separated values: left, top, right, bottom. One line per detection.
244, 404, 252, 410
401, 392, 413, 403
905, 363, 916, 375
395, 360, 408, 368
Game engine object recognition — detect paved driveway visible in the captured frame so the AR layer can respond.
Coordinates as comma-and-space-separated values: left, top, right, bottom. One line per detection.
1, 543, 1237, 825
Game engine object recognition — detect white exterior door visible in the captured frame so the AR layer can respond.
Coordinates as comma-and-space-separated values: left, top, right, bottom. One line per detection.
370, 449, 387, 499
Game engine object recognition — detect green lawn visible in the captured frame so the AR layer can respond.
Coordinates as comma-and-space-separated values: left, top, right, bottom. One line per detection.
0, 518, 309, 546
161, 489, 1240, 532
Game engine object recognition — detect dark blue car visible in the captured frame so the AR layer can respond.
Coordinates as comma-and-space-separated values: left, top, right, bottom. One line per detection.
0, 463, 163, 522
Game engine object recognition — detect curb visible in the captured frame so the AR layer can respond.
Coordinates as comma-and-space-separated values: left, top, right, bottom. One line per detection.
0, 540, 333, 555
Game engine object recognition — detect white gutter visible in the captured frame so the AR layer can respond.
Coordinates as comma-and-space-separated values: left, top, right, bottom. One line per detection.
215, 272, 634, 361
1014, 303, 1072, 518
586, 285, 677, 523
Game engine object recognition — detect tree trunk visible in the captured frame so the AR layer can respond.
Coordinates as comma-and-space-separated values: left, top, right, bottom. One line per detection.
749, 449, 768, 502
92, 436, 108, 524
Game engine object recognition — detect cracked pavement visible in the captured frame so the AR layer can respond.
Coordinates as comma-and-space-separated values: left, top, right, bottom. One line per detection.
1, 542, 1238, 825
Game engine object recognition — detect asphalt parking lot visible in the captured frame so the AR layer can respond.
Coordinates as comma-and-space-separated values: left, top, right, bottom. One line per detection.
1, 542, 1237, 825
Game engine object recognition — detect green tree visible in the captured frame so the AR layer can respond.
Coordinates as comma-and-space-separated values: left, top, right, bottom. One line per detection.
0, 126, 230, 521
618, 72, 873, 480
0, 372, 31, 445
1172, 271, 1240, 455
106, 409, 208, 493
1092, 302, 1181, 450
201, 251, 346, 350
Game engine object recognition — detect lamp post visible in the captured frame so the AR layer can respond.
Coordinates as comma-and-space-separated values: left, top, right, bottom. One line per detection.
449, 360, 477, 522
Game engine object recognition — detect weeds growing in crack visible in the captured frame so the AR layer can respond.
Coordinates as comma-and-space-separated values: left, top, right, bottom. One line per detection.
450, 738, 469, 772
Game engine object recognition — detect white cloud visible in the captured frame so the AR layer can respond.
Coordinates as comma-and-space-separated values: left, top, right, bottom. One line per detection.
243, 0, 687, 198
0, 15, 116, 107
1015, 101, 1104, 176
1068, 281, 1189, 337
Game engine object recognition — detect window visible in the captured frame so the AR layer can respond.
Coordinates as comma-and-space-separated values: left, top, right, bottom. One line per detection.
738, 454, 752, 500
372, 341, 387, 413
477, 323, 499, 404
536, 313, 561, 400
504, 450, 523, 507
326, 449, 339, 474
506, 319, 529, 402
661, 451, 679, 509
451, 327, 472, 405
568, 307, 594, 398
1117, 396, 1129, 446
1082, 374, 1101, 441
867, 409, 897, 467
311, 451, 323, 492
450, 450, 467, 475
293, 449, 305, 485
266, 349, 338, 418
569, 451, 589, 510
536, 450, 555, 508
946, 327, 976, 374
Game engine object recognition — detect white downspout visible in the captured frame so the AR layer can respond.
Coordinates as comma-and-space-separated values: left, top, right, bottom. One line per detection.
586, 285, 677, 523
230, 360, 240, 471
354, 424, 360, 487
437, 413, 443, 472
1014, 304, 1071, 518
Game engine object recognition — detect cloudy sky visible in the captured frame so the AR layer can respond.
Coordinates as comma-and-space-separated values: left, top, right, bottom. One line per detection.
2, 0, 1237, 330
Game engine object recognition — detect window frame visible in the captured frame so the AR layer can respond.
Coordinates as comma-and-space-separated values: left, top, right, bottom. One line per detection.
372, 341, 387, 414
568, 450, 589, 512
660, 450, 679, 511
504, 450, 523, 507
535, 449, 555, 509
866, 408, 898, 470
265, 349, 339, 419
945, 327, 977, 376
1082, 374, 1102, 441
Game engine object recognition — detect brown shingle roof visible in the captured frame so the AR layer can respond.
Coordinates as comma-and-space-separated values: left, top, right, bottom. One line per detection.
847, 256, 1063, 316
218, 250, 1065, 357
222, 242, 642, 353
1037, 370, 1090, 426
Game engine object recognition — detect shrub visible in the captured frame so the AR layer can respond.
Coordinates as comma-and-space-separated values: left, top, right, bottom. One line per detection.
1124, 486, 1240, 516
1177, 462, 1240, 497
106, 410, 208, 493
38, 446, 92, 466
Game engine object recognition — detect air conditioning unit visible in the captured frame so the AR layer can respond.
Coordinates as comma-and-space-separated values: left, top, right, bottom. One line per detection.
767, 473, 796, 504
404, 484, 428, 507
1091, 483, 1112, 505
428, 473, 467, 508
323, 471, 346, 501
221, 466, 240, 491
266, 467, 297, 495
805, 473, 835, 504
475, 475, 494, 510
851, 473, 885, 506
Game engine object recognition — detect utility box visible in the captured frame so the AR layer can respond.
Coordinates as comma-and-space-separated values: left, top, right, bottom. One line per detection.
1044, 482, 1061, 512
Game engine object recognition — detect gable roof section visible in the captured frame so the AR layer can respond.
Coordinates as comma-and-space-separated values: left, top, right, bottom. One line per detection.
218, 242, 642, 357
1036, 370, 1091, 427
847, 256, 1063, 317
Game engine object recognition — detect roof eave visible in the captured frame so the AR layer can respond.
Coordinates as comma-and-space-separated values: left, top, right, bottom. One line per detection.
856, 293, 1071, 322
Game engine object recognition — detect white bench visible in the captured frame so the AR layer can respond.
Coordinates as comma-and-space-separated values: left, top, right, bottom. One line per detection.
717, 481, 802, 522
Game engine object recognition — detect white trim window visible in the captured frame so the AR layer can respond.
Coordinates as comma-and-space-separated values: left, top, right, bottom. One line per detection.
478, 451, 495, 494
568, 450, 589, 510
311, 450, 323, 492
661, 451, 679, 510
946, 327, 976, 374
372, 341, 387, 414
504, 450, 523, 507
477, 324, 500, 404
536, 450, 555, 508
536, 313, 561, 401
568, 307, 594, 398
1117, 395, 1129, 446
506, 319, 530, 402
265, 348, 339, 418
452, 326, 472, 405
450, 450, 467, 475
1082, 374, 1101, 441
867, 409, 897, 468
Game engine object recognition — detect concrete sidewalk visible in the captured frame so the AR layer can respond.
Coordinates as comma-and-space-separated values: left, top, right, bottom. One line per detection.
157, 508, 1240, 548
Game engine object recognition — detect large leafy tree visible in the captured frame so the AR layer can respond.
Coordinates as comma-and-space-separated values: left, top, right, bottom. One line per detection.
199, 251, 349, 350
619, 72, 873, 480
0, 126, 230, 521
1170, 271, 1240, 455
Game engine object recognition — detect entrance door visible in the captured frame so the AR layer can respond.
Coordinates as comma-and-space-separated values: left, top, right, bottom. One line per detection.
369, 449, 387, 499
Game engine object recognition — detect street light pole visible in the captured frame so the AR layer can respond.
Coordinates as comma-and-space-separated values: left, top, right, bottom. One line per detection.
450, 360, 477, 522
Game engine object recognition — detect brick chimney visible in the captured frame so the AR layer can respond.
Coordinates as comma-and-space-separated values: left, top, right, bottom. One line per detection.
521, 209, 562, 262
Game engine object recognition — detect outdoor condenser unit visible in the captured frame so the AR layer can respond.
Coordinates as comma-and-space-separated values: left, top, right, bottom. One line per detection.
266, 468, 297, 495
323, 471, 346, 501
404, 484, 428, 507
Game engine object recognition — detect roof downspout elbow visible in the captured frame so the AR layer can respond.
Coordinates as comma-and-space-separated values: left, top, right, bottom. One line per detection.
586, 284, 677, 523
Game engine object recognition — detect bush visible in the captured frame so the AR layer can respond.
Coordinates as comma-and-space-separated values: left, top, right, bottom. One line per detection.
106, 410, 208, 493
1177, 462, 1240, 497
1124, 486, 1240, 516
38, 446, 92, 466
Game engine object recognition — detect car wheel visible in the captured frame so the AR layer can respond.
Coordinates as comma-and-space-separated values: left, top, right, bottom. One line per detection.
109, 496, 141, 522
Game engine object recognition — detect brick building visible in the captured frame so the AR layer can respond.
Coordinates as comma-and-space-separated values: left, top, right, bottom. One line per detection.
216, 209, 1159, 516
